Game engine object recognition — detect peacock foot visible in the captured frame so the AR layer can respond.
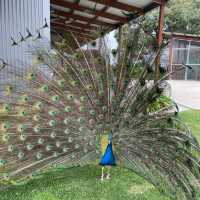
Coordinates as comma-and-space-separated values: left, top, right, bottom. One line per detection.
106, 173, 111, 180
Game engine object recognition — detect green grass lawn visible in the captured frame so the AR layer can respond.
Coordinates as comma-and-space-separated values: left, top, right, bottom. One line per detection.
0, 166, 170, 200
179, 109, 200, 141
0, 110, 199, 200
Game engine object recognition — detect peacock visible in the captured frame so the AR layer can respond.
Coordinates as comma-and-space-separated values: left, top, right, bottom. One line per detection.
0, 32, 200, 200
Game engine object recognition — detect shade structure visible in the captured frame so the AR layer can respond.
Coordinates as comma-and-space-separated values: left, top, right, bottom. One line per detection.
50, 0, 165, 48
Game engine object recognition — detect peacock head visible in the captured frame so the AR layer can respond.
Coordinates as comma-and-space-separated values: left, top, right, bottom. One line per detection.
108, 131, 113, 143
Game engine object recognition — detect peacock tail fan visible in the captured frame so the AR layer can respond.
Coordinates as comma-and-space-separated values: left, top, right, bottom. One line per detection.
0, 32, 200, 200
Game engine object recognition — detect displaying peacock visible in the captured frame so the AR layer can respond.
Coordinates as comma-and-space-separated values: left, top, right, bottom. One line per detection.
0, 32, 200, 200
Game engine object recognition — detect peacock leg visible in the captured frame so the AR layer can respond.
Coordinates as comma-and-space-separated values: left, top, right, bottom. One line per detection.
106, 166, 111, 180
101, 167, 104, 181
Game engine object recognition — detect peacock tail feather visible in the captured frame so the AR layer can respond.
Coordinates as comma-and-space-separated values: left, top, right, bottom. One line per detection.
0, 33, 199, 200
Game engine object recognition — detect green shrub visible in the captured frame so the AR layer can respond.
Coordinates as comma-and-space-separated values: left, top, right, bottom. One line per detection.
147, 95, 173, 113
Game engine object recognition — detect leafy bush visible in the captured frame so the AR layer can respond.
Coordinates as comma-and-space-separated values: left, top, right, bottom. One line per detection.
147, 95, 173, 113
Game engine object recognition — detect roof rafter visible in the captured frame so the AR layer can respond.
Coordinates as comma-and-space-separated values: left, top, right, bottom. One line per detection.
152, 0, 162, 4
88, 0, 144, 15
52, 19, 95, 31
52, 22, 93, 35
51, 0, 128, 23
52, 10, 115, 27
52, 25, 95, 40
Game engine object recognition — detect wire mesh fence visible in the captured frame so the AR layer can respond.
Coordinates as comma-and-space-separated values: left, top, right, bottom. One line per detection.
171, 39, 200, 80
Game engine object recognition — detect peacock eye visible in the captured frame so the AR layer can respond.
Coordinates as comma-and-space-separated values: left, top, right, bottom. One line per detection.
63, 118, 70, 124
55, 141, 61, 147
53, 152, 58, 158
46, 145, 52, 151
17, 151, 25, 159
65, 106, 71, 113
27, 143, 34, 151
75, 144, 80, 149
50, 132, 56, 138
57, 79, 65, 87
2, 134, 10, 142
77, 117, 84, 123
98, 114, 104, 119
64, 128, 70, 135
49, 120, 56, 127
3, 104, 11, 112
80, 96, 86, 102
33, 114, 40, 121
78, 106, 84, 112
89, 119, 95, 125
68, 137, 73, 143
36, 152, 43, 160
20, 110, 27, 117
71, 153, 76, 159
20, 134, 27, 141
84, 148, 88, 153
70, 81, 77, 87
81, 69, 87, 74
2, 122, 10, 130
63, 147, 68, 152
86, 84, 92, 90
40, 84, 49, 92
35, 101, 43, 110
0, 159, 6, 167
52, 95, 60, 102
38, 138, 45, 144
48, 110, 57, 116
102, 106, 107, 112
98, 90, 104, 96
89, 110, 96, 116
67, 94, 74, 100
8, 145, 14, 152
79, 126, 84, 132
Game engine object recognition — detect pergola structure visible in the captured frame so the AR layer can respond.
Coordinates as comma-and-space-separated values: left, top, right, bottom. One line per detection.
50, 0, 167, 79
51, 0, 165, 42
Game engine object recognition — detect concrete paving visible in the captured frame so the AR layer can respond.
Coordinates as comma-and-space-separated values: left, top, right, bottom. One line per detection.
167, 80, 200, 111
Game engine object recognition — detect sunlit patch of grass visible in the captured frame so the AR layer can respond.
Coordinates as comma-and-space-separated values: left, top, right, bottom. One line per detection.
179, 109, 200, 141
128, 182, 154, 195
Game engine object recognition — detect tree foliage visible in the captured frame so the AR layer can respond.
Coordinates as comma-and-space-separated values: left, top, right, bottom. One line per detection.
143, 0, 200, 35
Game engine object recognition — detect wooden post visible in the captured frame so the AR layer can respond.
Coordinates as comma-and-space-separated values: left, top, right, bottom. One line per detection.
155, 0, 166, 81
168, 37, 173, 79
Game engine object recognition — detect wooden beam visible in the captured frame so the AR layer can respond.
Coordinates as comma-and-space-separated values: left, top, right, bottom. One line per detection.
168, 37, 173, 79
155, 0, 166, 81
51, 0, 128, 23
88, 0, 144, 15
51, 18, 95, 31
51, 30, 90, 50
52, 10, 115, 27
52, 25, 94, 40
52, 22, 93, 35
152, 0, 162, 4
